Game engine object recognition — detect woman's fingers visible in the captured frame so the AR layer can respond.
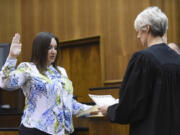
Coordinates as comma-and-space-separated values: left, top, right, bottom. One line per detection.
8, 33, 22, 58
12, 33, 20, 44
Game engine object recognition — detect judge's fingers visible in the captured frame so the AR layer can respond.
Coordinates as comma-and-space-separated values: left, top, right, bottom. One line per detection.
98, 105, 109, 115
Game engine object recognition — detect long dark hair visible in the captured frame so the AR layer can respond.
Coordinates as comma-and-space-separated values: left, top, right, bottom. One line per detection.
31, 32, 59, 74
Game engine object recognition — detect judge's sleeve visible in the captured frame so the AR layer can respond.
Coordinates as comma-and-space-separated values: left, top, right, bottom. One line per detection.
107, 52, 155, 124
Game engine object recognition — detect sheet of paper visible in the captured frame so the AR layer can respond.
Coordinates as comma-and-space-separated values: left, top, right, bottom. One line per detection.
88, 94, 118, 106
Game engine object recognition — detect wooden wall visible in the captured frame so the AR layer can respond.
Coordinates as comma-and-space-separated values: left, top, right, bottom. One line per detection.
0, 0, 179, 134
0, 0, 21, 42
58, 37, 102, 102
0, 0, 180, 99
0, 0, 178, 85
0, 0, 22, 62
0, 131, 18, 135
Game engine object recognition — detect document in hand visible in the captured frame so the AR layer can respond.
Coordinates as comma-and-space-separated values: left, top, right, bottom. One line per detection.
76, 94, 119, 117
88, 94, 119, 106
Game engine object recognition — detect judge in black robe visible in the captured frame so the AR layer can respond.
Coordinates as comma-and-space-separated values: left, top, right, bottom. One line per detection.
99, 7, 180, 135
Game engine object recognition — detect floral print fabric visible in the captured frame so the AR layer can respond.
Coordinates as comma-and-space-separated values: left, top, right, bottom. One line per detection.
0, 58, 91, 135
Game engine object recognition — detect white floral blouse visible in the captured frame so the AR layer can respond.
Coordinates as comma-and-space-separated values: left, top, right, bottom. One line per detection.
0, 58, 91, 135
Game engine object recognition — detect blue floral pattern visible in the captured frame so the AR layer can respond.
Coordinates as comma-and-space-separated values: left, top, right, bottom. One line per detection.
0, 58, 91, 135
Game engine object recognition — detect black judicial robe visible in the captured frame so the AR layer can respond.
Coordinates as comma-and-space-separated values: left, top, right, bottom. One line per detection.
107, 43, 180, 135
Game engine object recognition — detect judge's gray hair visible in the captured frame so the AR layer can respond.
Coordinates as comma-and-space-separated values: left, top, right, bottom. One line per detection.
134, 6, 168, 37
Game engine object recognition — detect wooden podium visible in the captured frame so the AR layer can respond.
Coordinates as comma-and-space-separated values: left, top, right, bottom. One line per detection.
88, 116, 129, 135
86, 86, 129, 135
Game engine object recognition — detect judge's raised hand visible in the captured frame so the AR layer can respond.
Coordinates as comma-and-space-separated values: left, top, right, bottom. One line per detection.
8, 33, 22, 59
98, 105, 109, 116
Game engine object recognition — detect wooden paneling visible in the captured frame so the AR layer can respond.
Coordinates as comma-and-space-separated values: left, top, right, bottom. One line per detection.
1, 91, 19, 108
73, 116, 89, 135
164, 0, 180, 44
0, 115, 21, 127
89, 117, 129, 135
0, 0, 21, 42
0, 0, 179, 134
0, 0, 22, 62
0, 132, 18, 135
19, 0, 180, 85
0, 0, 179, 84
0, 0, 179, 115
58, 37, 101, 102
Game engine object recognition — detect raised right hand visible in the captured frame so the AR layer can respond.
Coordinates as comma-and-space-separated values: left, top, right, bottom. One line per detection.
8, 33, 22, 59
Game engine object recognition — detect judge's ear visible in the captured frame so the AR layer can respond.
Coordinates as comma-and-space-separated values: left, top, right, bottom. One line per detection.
146, 25, 151, 33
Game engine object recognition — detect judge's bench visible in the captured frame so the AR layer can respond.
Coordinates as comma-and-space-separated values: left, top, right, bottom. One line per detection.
73, 86, 129, 135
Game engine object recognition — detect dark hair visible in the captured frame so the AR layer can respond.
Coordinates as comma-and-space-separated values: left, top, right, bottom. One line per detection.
31, 32, 59, 73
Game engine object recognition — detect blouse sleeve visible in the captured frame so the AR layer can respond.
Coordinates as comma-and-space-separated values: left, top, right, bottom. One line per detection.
107, 51, 156, 124
72, 98, 92, 116
0, 58, 29, 90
